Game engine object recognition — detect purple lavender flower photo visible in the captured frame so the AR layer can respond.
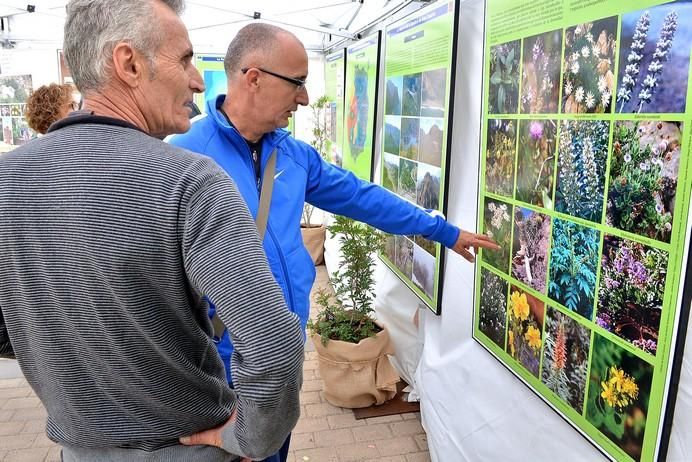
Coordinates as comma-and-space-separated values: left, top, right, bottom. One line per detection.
515, 119, 557, 208
521, 29, 562, 114
595, 235, 668, 355
616, 3, 692, 113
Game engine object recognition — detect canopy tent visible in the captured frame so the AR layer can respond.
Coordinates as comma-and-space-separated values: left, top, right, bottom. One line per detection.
0, 0, 423, 52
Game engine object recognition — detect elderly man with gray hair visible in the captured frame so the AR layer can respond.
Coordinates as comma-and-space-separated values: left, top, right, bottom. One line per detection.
0, 1, 303, 461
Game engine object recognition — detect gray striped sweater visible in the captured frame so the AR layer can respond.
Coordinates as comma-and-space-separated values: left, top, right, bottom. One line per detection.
0, 117, 304, 460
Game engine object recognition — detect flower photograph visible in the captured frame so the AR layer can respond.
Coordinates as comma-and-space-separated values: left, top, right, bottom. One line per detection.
398, 158, 418, 203
521, 29, 562, 114
606, 120, 682, 243
485, 119, 516, 197
515, 119, 557, 208
482, 198, 512, 274
511, 207, 550, 293
488, 40, 520, 114
586, 334, 653, 461
562, 17, 618, 113
478, 268, 508, 349
555, 120, 609, 223
596, 235, 668, 355
548, 218, 600, 320
506, 286, 544, 377
616, 3, 692, 114
541, 306, 591, 414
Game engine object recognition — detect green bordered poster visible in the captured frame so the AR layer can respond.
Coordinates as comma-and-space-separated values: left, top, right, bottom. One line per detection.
380, 0, 458, 315
325, 49, 346, 167
342, 32, 381, 181
474, 1, 692, 460
194, 54, 225, 113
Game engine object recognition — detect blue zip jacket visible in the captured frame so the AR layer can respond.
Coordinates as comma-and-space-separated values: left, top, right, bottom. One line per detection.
169, 95, 460, 383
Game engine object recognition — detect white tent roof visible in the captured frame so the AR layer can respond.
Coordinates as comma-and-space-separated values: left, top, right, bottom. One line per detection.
0, 0, 421, 52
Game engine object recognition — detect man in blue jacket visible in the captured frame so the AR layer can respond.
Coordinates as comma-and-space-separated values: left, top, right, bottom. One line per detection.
170, 23, 498, 461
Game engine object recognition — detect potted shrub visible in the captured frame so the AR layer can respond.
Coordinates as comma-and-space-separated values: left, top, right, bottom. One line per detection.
301, 95, 330, 265
308, 215, 400, 408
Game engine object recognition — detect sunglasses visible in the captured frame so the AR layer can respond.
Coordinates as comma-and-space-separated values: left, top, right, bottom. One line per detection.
241, 67, 306, 89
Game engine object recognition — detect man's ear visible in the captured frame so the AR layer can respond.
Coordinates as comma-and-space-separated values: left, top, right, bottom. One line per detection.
243, 68, 261, 92
112, 42, 146, 88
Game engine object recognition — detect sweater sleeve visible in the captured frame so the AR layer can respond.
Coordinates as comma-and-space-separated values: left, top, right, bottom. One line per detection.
304, 147, 460, 248
181, 171, 304, 460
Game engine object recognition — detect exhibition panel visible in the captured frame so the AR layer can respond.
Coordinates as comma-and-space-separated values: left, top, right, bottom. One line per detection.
193, 53, 225, 113
342, 32, 381, 181
324, 49, 346, 167
379, 0, 458, 315
474, 1, 692, 460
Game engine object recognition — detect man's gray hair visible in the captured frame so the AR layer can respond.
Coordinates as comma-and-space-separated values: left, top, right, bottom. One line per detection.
64, 0, 185, 93
224, 23, 290, 75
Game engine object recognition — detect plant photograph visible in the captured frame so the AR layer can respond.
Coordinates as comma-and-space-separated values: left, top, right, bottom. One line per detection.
415, 236, 437, 258
597, 235, 668, 355
384, 115, 401, 155
616, 3, 691, 114
382, 152, 399, 194
385, 76, 403, 115
402, 73, 422, 116
400, 117, 420, 160
541, 306, 591, 413
485, 119, 516, 197
521, 29, 562, 114
416, 163, 441, 211
555, 120, 609, 222
394, 235, 414, 278
586, 334, 653, 461
478, 268, 508, 349
412, 242, 435, 298
506, 286, 544, 377
512, 207, 550, 293
562, 17, 618, 113
482, 198, 512, 274
488, 40, 520, 114
548, 218, 600, 320
515, 119, 557, 208
398, 158, 418, 203
607, 120, 682, 243
421, 68, 447, 117
418, 117, 444, 167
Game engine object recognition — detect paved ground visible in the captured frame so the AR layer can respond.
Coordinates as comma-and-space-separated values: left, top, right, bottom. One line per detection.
0, 265, 430, 462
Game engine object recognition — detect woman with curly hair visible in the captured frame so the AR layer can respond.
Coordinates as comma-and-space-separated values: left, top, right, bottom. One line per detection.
24, 83, 77, 134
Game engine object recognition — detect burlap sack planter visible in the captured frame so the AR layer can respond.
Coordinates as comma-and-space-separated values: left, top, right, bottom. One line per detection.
311, 327, 400, 408
301, 224, 326, 266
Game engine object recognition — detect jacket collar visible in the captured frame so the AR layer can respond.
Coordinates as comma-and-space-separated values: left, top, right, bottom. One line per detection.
206, 95, 289, 150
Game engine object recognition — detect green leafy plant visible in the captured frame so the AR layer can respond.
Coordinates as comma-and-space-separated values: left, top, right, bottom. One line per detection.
607, 120, 680, 243
488, 40, 520, 114
308, 215, 385, 344
548, 218, 600, 320
302, 95, 330, 227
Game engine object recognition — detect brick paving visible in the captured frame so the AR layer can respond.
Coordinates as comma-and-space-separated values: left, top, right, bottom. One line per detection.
0, 265, 430, 462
